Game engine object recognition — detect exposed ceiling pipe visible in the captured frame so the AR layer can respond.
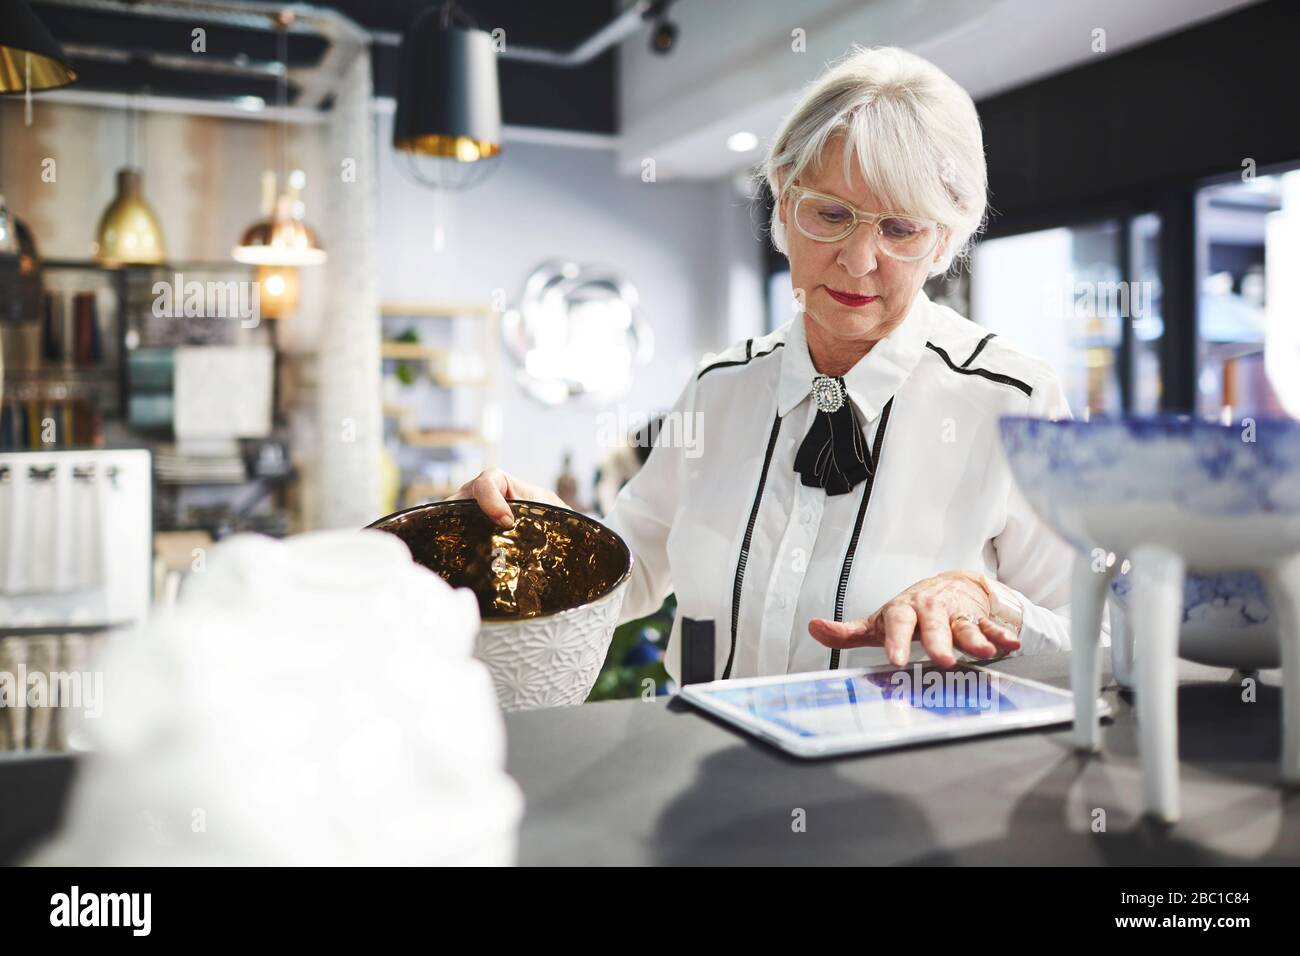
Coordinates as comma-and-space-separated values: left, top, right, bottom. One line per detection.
31, 0, 674, 122
33, 85, 326, 122
41, 0, 670, 70
36, 0, 368, 42
369, 0, 660, 67
36, 0, 369, 107
63, 42, 286, 81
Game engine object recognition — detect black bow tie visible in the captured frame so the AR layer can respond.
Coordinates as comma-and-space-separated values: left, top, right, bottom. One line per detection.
793, 376, 871, 496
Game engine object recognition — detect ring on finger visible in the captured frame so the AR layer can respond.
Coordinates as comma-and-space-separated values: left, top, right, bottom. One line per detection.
951, 612, 979, 627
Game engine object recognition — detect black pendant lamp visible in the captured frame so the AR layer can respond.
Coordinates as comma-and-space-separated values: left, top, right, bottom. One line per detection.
0, 0, 77, 95
392, 0, 502, 190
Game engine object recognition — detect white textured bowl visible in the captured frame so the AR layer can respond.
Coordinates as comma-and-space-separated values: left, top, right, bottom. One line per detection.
370, 499, 632, 712
475, 580, 629, 710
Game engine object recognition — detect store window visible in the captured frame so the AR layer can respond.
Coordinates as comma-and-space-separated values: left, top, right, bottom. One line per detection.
1129, 213, 1163, 414
1195, 168, 1300, 419
971, 220, 1134, 416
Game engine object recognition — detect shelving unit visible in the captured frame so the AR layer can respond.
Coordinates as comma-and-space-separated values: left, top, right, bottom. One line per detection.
1, 258, 297, 538
380, 341, 439, 361
380, 302, 499, 510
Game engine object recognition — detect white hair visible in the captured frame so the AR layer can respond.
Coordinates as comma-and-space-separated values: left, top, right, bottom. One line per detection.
758, 45, 988, 275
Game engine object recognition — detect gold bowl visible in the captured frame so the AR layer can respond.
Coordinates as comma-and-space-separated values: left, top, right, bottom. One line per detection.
367, 499, 633, 710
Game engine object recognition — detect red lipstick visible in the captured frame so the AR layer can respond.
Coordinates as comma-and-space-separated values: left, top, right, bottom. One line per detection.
826, 288, 878, 308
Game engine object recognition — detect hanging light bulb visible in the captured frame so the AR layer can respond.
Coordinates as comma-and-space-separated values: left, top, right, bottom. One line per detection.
93, 93, 165, 266
233, 11, 325, 267
256, 263, 300, 317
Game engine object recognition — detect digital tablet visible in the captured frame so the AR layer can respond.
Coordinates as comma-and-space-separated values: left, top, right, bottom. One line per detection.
679, 662, 1109, 758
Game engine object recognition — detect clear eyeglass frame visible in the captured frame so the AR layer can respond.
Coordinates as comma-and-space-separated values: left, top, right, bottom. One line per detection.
788, 184, 945, 262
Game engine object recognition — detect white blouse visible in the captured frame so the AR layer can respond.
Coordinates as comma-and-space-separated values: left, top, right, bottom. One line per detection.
604, 289, 1096, 685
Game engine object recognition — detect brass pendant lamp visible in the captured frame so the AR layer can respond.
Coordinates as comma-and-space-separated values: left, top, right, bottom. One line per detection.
233, 11, 325, 267
0, 0, 77, 95
92, 93, 166, 266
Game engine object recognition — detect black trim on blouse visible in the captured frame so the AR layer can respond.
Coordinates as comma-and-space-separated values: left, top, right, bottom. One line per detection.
961, 332, 997, 368
724, 412, 783, 681
925, 341, 1033, 397
829, 395, 894, 670
697, 340, 785, 381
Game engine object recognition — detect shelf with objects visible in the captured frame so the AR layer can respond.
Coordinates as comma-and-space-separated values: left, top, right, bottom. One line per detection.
20, 259, 296, 542
379, 301, 500, 511
0, 254, 297, 758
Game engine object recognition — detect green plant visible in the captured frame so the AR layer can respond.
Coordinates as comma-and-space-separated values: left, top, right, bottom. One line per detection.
585, 594, 676, 702
393, 327, 421, 385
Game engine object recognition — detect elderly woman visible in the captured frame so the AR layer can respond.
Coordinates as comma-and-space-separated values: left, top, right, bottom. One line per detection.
454, 45, 1085, 683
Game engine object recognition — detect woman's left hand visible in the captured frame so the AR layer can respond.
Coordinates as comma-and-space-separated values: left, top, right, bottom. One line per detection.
808, 570, 1021, 668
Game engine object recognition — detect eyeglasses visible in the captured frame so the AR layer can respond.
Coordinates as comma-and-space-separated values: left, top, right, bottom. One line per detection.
788, 184, 944, 262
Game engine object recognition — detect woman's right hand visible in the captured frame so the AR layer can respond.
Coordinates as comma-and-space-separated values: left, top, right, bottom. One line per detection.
446, 468, 566, 529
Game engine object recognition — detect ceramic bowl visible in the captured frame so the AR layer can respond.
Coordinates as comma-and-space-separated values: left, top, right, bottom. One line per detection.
369, 499, 632, 711
1000, 414, 1300, 821
1108, 571, 1278, 685
999, 415, 1300, 675
998, 415, 1300, 569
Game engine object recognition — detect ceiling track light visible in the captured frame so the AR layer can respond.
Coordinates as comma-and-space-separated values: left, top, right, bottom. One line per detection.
647, 0, 679, 55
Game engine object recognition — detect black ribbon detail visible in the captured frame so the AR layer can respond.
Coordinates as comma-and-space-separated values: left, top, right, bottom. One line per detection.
793, 377, 871, 496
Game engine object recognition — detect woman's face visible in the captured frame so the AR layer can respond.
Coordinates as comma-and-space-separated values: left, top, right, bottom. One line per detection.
779, 143, 946, 365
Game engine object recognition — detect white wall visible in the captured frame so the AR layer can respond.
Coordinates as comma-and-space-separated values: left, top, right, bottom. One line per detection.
373, 111, 766, 497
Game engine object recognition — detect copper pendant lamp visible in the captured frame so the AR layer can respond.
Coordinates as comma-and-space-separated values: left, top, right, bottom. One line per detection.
233, 11, 324, 267
233, 175, 325, 267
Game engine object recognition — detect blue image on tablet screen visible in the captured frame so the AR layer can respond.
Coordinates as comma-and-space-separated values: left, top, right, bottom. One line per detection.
704, 664, 1063, 739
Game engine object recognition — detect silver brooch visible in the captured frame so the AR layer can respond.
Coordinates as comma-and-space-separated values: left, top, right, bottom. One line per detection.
811, 375, 845, 413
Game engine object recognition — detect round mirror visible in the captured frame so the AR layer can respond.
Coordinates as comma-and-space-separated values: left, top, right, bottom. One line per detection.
502, 259, 652, 406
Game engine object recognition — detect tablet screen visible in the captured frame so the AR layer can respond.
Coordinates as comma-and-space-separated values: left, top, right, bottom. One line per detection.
695, 663, 1072, 741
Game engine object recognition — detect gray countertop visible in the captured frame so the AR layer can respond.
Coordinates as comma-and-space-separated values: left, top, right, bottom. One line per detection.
504, 653, 1300, 865
3, 652, 1297, 865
